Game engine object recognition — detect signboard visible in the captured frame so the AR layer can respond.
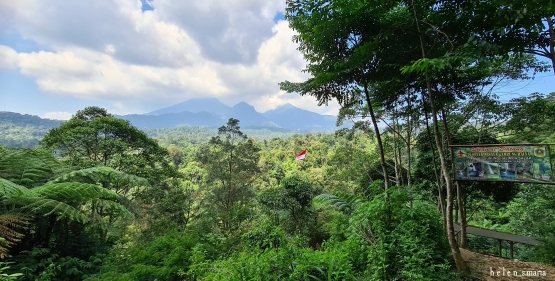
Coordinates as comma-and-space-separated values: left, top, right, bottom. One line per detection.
452, 145, 554, 184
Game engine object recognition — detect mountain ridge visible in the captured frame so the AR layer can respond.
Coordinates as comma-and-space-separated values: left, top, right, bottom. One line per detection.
122, 98, 342, 131
0, 98, 345, 132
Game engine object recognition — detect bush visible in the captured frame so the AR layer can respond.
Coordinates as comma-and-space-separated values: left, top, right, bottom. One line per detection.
86, 230, 199, 281
532, 238, 555, 266
199, 244, 357, 281
348, 189, 456, 281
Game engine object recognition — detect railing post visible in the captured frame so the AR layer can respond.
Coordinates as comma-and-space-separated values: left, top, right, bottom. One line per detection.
498, 239, 502, 258
510, 242, 514, 260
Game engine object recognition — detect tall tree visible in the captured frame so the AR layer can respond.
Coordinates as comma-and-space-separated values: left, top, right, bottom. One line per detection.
41, 106, 174, 183
167, 144, 184, 169
197, 118, 260, 233
279, 0, 412, 190
465, 0, 555, 74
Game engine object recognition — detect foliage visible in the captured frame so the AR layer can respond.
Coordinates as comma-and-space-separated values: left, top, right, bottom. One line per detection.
167, 145, 184, 169
40, 106, 175, 183
11, 247, 103, 281
0, 146, 137, 281
86, 230, 199, 281
258, 175, 319, 235
0, 147, 65, 188
197, 118, 261, 233
3, 33, 555, 277
503, 92, 555, 143
0, 112, 62, 149
532, 238, 555, 266
504, 184, 555, 238
198, 243, 357, 281
348, 189, 454, 281
313, 193, 365, 215
0, 262, 23, 281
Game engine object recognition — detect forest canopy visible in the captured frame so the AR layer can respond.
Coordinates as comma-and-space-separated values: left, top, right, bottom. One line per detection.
1, 0, 555, 280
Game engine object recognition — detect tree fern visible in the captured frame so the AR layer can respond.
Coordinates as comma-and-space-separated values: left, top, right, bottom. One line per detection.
26, 182, 119, 202
0, 147, 137, 257
90, 199, 133, 218
49, 166, 150, 196
5, 181, 131, 223
314, 193, 365, 214
0, 179, 29, 197
0, 213, 28, 258
0, 148, 65, 188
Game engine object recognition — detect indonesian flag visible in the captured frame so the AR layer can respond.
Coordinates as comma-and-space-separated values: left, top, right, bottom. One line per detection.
295, 150, 307, 160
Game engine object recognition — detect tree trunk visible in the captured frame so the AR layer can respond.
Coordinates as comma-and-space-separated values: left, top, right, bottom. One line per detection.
424, 100, 445, 227
363, 84, 390, 190
406, 101, 413, 209
455, 199, 459, 223
394, 115, 405, 187
547, 16, 555, 76
393, 127, 401, 187
412, 0, 466, 271
456, 181, 467, 248
441, 108, 468, 248
398, 144, 405, 186
427, 90, 466, 271
461, 191, 468, 248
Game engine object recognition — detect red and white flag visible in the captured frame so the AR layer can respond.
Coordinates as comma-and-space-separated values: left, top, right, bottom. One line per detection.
295, 150, 307, 160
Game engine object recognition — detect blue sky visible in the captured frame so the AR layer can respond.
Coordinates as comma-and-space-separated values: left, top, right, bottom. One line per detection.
0, 0, 553, 120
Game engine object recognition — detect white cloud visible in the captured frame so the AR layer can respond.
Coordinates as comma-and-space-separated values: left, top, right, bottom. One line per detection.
104, 44, 116, 56
0, 45, 18, 69
42, 111, 73, 120
0, 0, 340, 116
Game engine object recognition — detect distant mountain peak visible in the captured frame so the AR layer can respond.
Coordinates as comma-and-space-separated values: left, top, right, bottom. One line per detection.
278, 103, 296, 109
147, 97, 230, 116
129, 98, 345, 131
264, 103, 302, 114
233, 101, 256, 110
189, 97, 220, 102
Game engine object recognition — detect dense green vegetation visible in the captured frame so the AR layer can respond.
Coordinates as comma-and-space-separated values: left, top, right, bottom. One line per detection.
0, 112, 62, 148
0, 112, 303, 149
1, 0, 554, 280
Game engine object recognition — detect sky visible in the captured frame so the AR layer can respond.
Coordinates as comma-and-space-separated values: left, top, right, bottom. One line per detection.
0, 0, 553, 120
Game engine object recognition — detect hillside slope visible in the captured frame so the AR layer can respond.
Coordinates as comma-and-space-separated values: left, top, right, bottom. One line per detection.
0, 112, 63, 148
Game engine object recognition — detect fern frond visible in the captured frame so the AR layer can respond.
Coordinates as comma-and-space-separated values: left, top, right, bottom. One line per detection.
0, 148, 65, 187
27, 183, 119, 203
90, 199, 133, 218
10, 197, 89, 223
49, 166, 150, 195
0, 214, 27, 241
114, 195, 141, 217
0, 179, 30, 197
0, 213, 29, 259
314, 193, 365, 214
0, 239, 10, 259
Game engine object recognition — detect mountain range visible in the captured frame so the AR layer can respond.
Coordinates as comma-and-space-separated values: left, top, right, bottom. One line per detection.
1, 98, 343, 132
116, 98, 342, 131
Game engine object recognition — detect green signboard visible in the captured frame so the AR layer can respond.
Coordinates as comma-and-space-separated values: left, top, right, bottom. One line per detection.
452, 145, 554, 184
